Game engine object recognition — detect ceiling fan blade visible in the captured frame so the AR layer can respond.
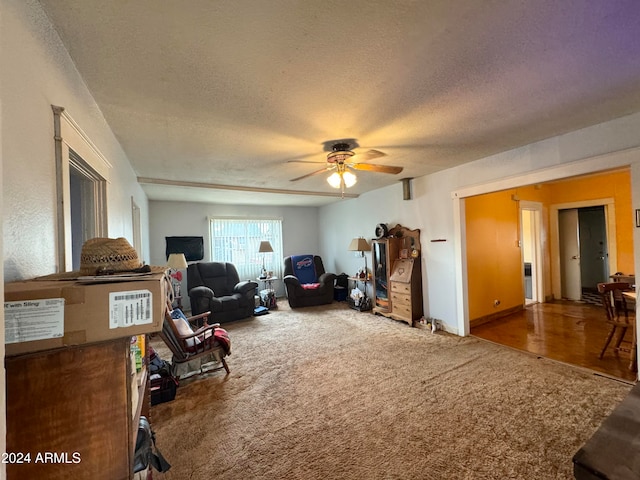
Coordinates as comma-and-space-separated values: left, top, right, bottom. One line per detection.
349, 163, 403, 175
351, 149, 387, 162
287, 160, 328, 165
290, 167, 332, 182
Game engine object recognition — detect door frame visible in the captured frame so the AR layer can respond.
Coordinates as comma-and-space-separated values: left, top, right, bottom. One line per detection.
549, 198, 616, 300
520, 201, 544, 305
53, 106, 111, 272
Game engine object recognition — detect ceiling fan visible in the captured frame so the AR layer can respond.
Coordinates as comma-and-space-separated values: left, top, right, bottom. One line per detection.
289, 142, 404, 194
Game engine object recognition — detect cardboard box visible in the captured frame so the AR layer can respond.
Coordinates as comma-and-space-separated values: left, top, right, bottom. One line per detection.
4, 272, 167, 356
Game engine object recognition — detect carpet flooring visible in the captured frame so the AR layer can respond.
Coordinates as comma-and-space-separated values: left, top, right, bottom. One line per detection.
149, 302, 632, 479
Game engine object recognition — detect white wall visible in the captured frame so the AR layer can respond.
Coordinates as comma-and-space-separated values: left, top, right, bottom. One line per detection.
2, 0, 150, 283
1, 2, 153, 469
319, 112, 640, 334
148, 200, 320, 301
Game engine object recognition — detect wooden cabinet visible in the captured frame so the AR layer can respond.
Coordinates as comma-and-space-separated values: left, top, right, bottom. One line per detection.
5, 337, 150, 480
371, 225, 423, 326
389, 258, 423, 325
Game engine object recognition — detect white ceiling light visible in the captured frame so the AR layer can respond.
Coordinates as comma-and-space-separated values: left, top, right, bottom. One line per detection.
327, 169, 357, 189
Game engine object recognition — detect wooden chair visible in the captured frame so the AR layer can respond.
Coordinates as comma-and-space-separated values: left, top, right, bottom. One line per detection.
597, 282, 635, 364
159, 304, 230, 378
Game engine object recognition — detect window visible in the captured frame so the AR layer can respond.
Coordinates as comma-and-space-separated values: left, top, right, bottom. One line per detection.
209, 217, 283, 281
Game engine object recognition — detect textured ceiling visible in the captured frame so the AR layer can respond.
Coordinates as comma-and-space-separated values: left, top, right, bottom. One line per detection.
38, 0, 640, 206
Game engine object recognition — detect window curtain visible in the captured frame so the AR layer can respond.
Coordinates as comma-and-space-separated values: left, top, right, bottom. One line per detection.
209, 217, 283, 284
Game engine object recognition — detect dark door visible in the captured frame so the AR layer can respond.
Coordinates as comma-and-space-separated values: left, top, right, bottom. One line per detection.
578, 206, 609, 291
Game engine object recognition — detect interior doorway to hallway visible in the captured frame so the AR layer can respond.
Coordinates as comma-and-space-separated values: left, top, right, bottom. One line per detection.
551, 199, 617, 303
461, 166, 635, 379
520, 202, 544, 305
558, 206, 610, 302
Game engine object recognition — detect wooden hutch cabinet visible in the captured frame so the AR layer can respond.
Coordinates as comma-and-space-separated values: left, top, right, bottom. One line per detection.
371, 224, 423, 326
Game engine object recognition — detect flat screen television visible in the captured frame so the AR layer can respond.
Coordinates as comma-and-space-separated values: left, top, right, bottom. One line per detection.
165, 236, 204, 262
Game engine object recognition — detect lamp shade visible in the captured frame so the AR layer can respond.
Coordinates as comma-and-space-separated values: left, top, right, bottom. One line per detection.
258, 241, 274, 253
348, 237, 371, 252
167, 253, 188, 270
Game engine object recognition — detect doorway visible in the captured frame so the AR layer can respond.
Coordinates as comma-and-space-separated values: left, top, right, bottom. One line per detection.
558, 205, 610, 301
520, 202, 544, 305
551, 199, 616, 302
68, 149, 107, 271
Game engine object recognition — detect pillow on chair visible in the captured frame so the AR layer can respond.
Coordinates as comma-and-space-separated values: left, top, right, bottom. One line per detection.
171, 309, 212, 348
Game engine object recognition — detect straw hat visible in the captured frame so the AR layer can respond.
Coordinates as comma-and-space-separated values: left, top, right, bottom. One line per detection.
80, 237, 142, 275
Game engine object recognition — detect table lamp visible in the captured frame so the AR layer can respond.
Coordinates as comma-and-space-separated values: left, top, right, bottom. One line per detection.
258, 241, 273, 279
167, 253, 188, 297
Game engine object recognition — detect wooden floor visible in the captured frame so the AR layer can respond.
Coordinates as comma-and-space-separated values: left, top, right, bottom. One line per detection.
472, 300, 637, 383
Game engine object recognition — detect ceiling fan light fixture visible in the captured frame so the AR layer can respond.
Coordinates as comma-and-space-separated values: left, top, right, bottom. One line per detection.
327, 172, 342, 188
343, 170, 357, 187
327, 170, 357, 189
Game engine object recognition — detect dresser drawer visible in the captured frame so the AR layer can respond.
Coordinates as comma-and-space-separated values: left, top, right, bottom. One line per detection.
391, 282, 411, 294
391, 292, 411, 308
392, 302, 412, 320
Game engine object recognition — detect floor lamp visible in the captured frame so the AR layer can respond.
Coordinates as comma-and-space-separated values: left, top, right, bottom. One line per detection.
348, 237, 371, 309
348, 237, 371, 278
258, 241, 273, 279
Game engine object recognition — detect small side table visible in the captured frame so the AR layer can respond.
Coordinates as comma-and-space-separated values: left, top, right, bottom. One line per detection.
257, 277, 278, 309
348, 276, 372, 311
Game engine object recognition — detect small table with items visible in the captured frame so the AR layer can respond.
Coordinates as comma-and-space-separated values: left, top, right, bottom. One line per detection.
257, 276, 278, 309
348, 276, 372, 311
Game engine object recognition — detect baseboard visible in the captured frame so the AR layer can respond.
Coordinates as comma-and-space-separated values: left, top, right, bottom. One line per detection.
470, 304, 523, 328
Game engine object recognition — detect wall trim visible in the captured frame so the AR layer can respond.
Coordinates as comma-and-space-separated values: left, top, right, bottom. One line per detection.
451, 146, 640, 200
469, 304, 523, 328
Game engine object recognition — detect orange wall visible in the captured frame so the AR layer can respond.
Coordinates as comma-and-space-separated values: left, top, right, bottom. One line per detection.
466, 169, 633, 322
466, 189, 523, 319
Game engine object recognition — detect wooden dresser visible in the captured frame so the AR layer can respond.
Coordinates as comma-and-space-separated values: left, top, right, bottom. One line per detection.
372, 224, 423, 326
389, 258, 423, 325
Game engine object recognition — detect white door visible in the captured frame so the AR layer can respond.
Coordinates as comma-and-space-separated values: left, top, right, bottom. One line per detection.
559, 209, 582, 300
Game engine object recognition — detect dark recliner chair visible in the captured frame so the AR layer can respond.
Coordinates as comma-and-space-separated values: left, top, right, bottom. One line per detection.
187, 262, 258, 322
283, 255, 336, 308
